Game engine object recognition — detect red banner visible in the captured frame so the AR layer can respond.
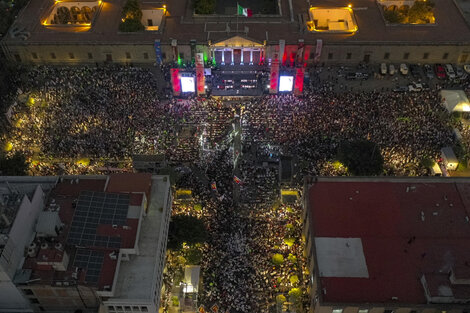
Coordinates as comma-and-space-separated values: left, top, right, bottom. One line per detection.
269, 60, 280, 94
171, 68, 181, 96
294, 67, 305, 96
196, 53, 205, 95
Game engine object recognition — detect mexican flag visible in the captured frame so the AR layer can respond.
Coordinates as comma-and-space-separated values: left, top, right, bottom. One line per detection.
237, 4, 252, 17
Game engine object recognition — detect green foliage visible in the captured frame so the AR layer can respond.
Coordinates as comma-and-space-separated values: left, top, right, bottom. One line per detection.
194, 203, 202, 211
194, 0, 215, 14
284, 237, 295, 247
288, 287, 302, 299
0, 152, 29, 176
337, 140, 384, 176
287, 253, 297, 263
122, 0, 142, 20
408, 1, 434, 24
289, 275, 299, 285
420, 157, 434, 169
171, 296, 179, 306
383, 10, 405, 23
119, 0, 144, 32
276, 294, 286, 304
167, 215, 207, 250
119, 18, 144, 32
272, 253, 284, 265
184, 247, 203, 265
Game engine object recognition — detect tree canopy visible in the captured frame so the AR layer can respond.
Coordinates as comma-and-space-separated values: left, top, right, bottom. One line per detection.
337, 140, 384, 176
0, 152, 29, 176
167, 215, 207, 250
194, 0, 216, 14
119, 0, 144, 32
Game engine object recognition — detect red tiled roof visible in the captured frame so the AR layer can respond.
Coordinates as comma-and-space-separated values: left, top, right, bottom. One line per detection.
309, 180, 470, 305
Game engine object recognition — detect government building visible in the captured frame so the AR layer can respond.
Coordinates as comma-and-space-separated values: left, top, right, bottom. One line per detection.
2, 0, 470, 66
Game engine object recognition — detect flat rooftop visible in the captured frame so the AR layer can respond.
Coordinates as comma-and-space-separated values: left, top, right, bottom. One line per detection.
3, 0, 470, 45
111, 175, 170, 300
308, 178, 470, 305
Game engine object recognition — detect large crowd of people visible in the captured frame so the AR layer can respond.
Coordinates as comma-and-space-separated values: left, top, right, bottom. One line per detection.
3, 64, 468, 313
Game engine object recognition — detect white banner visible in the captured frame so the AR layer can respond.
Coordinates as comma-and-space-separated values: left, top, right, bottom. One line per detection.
279, 39, 285, 62
314, 39, 323, 63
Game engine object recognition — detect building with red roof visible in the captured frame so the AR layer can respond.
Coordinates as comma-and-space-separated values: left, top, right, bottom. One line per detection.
11, 174, 171, 313
304, 177, 470, 313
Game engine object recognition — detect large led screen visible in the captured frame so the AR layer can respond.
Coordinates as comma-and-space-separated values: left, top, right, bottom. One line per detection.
181, 77, 195, 92
279, 76, 294, 92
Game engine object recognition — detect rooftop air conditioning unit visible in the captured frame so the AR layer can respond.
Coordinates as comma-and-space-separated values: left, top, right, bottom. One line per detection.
41, 242, 48, 250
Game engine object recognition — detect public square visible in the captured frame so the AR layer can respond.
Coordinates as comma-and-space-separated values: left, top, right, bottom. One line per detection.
2, 63, 470, 313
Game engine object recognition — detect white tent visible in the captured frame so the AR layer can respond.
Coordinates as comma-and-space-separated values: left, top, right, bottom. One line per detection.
440, 90, 470, 113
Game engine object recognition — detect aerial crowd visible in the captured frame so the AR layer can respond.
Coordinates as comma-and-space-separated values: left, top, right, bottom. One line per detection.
3, 64, 468, 313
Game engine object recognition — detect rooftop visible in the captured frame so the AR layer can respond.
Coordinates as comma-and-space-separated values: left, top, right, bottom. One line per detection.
308, 177, 470, 305
4, 0, 470, 45
22, 175, 148, 291
110, 175, 170, 300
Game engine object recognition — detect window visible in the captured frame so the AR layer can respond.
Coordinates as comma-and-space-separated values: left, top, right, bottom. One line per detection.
126, 52, 131, 59
423, 52, 429, 59
69, 52, 75, 59
14, 54, 21, 62
147, 19, 153, 26
346, 52, 352, 59
358, 310, 369, 313
32, 52, 38, 59
141, 307, 148, 312
50, 52, 56, 59
23, 289, 34, 295
143, 52, 149, 59
132, 307, 139, 311
332, 309, 343, 313
404, 52, 410, 60
88, 52, 93, 59
443, 52, 449, 60
384, 52, 390, 60
328, 53, 333, 60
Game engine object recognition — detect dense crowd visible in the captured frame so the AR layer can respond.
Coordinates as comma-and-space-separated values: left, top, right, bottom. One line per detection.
4, 64, 468, 313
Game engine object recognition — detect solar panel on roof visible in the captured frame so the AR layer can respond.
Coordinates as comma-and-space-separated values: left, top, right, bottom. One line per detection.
66, 191, 129, 248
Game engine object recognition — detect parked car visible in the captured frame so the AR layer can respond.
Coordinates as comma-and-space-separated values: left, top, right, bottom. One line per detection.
389, 64, 396, 75
421, 82, 430, 90
424, 64, 434, 79
393, 86, 408, 92
410, 64, 421, 78
445, 64, 456, 79
380, 63, 387, 75
434, 64, 446, 79
408, 82, 423, 92
455, 66, 464, 77
400, 63, 409, 75
346, 72, 357, 80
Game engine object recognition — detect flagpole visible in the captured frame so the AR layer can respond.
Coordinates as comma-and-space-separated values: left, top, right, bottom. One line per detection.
236, 2, 239, 34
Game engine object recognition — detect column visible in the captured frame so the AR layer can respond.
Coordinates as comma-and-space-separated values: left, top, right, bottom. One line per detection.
250, 50, 253, 64
241, 48, 244, 65
222, 49, 225, 64
231, 49, 234, 64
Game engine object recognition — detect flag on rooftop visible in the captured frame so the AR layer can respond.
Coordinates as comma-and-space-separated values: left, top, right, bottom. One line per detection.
237, 4, 252, 17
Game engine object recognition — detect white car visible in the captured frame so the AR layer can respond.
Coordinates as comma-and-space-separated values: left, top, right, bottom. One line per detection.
445, 64, 456, 79
408, 83, 423, 92
380, 63, 387, 75
464, 64, 470, 74
389, 64, 396, 75
400, 63, 409, 75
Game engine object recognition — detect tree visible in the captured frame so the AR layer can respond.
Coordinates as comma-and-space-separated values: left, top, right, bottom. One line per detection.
167, 215, 207, 250
119, 0, 144, 32
337, 140, 384, 176
194, 0, 216, 14
0, 152, 29, 176
383, 10, 405, 24
408, 1, 434, 24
